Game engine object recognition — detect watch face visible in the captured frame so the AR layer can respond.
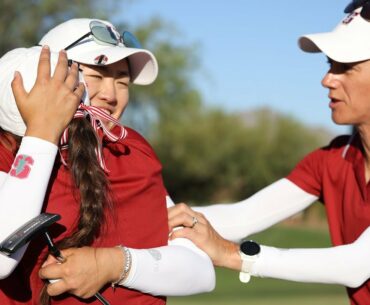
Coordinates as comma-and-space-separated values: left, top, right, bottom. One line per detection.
240, 241, 260, 256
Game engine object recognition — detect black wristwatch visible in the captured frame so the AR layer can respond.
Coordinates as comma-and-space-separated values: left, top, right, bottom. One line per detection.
239, 240, 261, 283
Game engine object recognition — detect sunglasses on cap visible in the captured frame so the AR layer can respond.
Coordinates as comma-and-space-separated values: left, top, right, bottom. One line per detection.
344, 0, 370, 20
64, 20, 142, 51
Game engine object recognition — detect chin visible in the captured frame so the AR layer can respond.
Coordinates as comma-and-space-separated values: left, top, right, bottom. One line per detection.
331, 112, 351, 125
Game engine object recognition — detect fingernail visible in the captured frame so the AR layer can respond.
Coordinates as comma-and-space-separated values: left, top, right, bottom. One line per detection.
42, 45, 49, 50
13, 71, 19, 79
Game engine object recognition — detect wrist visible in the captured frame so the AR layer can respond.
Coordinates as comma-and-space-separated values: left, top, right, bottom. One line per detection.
239, 240, 261, 283
215, 241, 242, 271
111, 245, 132, 287
25, 127, 60, 145
96, 247, 124, 284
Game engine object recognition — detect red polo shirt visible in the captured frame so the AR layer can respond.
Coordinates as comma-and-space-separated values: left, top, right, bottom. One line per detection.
0, 127, 168, 305
287, 134, 370, 305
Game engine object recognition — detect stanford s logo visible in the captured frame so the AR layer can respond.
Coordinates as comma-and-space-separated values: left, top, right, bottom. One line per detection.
94, 55, 108, 65
10, 155, 34, 179
343, 12, 359, 24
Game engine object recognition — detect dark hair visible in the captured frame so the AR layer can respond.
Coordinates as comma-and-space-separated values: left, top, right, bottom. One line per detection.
40, 118, 112, 304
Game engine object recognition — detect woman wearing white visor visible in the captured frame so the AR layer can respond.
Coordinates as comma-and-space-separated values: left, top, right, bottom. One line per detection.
168, 2, 370, 305
0, 18, 215, 305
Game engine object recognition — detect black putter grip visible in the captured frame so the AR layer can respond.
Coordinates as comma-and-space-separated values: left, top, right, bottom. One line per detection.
0, 213, 61, 256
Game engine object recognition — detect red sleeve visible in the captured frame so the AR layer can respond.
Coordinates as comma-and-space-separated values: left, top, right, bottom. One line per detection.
287, 148, 326, 197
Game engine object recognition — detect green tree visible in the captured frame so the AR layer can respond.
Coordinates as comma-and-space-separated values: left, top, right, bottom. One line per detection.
154, 107, 328, 204
238, 109, 327, 198
0, 0, 124, 54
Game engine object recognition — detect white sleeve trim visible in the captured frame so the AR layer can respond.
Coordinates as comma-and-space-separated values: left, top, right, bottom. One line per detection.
0, 136, 57, 279
193, 178, 318, 241
253, 226, 370, 288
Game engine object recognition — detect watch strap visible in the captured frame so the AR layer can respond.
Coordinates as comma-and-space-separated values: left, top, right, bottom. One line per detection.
239, 251, 257, 283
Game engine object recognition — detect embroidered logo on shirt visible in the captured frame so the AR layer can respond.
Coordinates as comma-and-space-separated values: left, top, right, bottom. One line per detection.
147, 249, 162, 261
10, 154, 34, 179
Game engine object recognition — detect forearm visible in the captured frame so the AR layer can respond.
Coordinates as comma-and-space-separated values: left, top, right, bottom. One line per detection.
252, 227, 370, 287
193, 178, 318, 241
0, 136, 57, 278
123, 239, 215, 296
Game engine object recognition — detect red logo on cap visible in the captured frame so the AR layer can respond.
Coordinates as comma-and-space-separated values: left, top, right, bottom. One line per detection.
94, 55, 108, 65
343, 12, 359, 24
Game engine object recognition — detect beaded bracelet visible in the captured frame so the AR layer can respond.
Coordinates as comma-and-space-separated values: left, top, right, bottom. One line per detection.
111, 245, 132, 288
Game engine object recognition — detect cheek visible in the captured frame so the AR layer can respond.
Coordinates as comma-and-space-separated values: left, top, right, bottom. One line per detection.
113, 90, 129, 117
118, 90, 129, 107
349, 83, 370, 108
84, 81, 99, 99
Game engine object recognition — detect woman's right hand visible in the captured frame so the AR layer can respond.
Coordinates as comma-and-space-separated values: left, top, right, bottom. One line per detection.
39, 247, 123, 299
11, 46, 85, 145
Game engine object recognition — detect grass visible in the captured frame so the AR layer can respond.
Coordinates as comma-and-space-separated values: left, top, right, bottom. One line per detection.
168, 223, 349, 305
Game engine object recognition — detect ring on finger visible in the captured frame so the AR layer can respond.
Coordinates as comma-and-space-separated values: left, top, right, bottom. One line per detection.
190, 216, 198, 228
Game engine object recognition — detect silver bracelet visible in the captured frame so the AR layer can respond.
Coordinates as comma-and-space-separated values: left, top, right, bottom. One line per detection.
111, 245, 132, 288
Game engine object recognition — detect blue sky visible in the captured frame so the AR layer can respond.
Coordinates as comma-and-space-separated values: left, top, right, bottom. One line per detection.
120, 0, 351, 135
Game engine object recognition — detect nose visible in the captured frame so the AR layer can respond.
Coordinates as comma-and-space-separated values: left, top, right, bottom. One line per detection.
321, 71, 339, 89
99, 78, 117, 104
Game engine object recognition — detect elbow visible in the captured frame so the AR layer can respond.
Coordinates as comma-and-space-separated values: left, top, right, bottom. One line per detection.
199, 262, 216, 293
205, 274, 216, 292
193, 257, 216, 293
179, 254, 216, 295
344, 274, 369, 288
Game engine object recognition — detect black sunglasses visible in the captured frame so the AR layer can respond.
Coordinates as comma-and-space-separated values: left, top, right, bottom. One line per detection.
64, 20, 142, 51
344, 0, 370, 20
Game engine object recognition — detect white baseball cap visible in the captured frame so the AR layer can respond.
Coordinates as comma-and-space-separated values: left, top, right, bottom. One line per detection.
299, 7, 370, 62
39, 18, 158, 85
0, 46, 89, 136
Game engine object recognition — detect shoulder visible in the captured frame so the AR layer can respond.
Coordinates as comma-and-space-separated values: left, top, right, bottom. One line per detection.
125, 127, 151, 144
287, 135, 352, 195
123, 127, 160, 160
305, 134, 353, 160
325, 134, 352, 150
291, 134, 352, 173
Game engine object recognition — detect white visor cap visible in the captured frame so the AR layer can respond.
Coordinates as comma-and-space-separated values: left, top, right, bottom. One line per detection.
39, 18, 158, 85
299, 7, 370, 63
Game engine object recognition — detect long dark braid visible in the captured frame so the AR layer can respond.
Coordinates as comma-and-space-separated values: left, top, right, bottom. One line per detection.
40, 118, 112, 304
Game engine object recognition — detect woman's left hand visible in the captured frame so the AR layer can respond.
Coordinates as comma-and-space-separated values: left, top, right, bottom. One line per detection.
39, 246, 123, 298
168, 203, 240, 270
